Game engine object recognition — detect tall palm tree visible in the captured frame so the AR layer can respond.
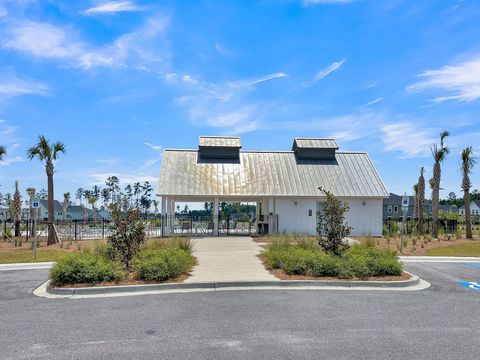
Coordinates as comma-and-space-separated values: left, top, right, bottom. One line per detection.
13, 181, 21, 237
27, 135, 66, 245
416, 167, 426, 234
0, 145, 6, 161
461, 146, 476, 239
430, 131, 449, 238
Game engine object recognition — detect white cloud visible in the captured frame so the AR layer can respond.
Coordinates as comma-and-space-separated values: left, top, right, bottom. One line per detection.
1, 15, 169, 70
381, 122, 436, 158
407, 55, 480, 103
229, 72, 287, 88
0, 5, 7, 17
303, 0, 354, 6
303, 59, 345, 87
84, 1, 143, 15
171, 72, 287, 134
144, 142, 162, 151
0, 74, 49, 98
359, 97, 383, 108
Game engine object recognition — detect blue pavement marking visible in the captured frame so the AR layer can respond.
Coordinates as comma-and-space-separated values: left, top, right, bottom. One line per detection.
464, 263, 480, 269
457, 281, 480, 291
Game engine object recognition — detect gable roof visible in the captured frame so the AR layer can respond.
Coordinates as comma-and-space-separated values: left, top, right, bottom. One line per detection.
158, 143, 389, 198
40, 200, 63, 212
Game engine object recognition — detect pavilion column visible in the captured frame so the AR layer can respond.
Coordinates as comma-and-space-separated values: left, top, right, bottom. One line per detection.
213, 197, 219, 236
169, 199, 175, 233
161, 196, 167, 236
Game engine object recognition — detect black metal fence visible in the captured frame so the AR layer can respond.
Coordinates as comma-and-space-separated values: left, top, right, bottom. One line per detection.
383, 217, 480, 236
1, 214, 279, 242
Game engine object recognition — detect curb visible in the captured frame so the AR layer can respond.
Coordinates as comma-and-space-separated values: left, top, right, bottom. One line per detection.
45, 272, 420, 297
0, 262, 54, 271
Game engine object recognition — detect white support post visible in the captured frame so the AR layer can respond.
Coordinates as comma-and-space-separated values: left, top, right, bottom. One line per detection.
213, 197, 219, 236
161, 196, 167, 236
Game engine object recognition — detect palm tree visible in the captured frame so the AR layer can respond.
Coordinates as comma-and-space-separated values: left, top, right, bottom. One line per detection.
430, 131, 449, 238
461, 146, 476, 239
62, 192, 71, 221
416, 167, 426, 234
0, 145, 6, 161
27, 135, 66, 245
13, 181, 21, 237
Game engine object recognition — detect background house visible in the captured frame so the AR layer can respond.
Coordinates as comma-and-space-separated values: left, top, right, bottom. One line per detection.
459, 200, 480, 216
39, 200, 63, 221
383, 193, 432, 220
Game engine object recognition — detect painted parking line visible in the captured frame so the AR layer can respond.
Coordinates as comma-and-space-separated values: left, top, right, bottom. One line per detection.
457, 281, 480, 291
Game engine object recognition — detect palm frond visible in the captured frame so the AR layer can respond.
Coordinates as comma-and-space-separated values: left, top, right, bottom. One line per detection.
440, 130, 450, 147
52, 142, 66, 160
461, 146, 476, 174
0, 145, 6, 161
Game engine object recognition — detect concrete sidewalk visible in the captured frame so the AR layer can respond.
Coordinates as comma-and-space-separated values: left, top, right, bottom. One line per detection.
185, 236, 278, 282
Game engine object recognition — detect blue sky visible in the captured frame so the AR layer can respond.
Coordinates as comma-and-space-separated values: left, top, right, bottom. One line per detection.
1, 0, 480, 203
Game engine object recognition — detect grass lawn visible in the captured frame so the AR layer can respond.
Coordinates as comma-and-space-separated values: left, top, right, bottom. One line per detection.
426, 242, 480, 257
0, 248, 72, 264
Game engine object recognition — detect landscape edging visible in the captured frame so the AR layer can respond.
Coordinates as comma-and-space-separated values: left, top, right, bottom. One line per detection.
46, 272, 420, 296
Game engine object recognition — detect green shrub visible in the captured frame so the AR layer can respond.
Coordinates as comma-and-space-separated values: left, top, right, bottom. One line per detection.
50, 252, 126, 286
264, 244, 402, 279
133, 248, 195, 282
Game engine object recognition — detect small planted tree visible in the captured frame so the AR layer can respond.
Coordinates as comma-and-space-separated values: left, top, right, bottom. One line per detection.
461, 146, 476, 239
317, 187, 352, 256
108, 204, 145, 269
416, 167, 425, 234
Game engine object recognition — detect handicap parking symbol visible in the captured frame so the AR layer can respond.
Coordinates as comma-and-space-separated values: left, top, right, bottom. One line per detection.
457, 281, 480, 291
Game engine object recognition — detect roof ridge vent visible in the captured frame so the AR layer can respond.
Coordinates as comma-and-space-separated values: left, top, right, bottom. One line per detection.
198, 135, 241, 161
292, 137, 338, 160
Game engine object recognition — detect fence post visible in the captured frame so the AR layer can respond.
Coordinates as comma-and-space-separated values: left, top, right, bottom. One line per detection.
3, 220, 6, 240
74, 219, 77, 241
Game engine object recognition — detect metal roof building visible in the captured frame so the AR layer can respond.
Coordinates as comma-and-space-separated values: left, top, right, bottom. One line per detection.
157, 136, 388, 236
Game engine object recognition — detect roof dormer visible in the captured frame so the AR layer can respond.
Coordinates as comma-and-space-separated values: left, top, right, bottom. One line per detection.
292, 138, 338, 160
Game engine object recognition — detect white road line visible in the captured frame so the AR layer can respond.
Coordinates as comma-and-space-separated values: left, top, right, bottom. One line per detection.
400, 256, 480, 263
0, 262, 54, 271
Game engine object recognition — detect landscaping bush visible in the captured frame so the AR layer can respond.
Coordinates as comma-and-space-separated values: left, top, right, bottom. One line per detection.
264, 244, 402, 279
133, 248, 195, 282
50, 252, 126, 286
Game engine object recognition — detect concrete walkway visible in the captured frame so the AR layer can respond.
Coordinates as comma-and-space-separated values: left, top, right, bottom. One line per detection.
185, 236, 278, 282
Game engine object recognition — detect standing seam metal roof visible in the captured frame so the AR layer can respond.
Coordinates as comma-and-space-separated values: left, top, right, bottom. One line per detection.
199, 136, 241, 148
293, 138, 339, 149
158, 150, 389, 198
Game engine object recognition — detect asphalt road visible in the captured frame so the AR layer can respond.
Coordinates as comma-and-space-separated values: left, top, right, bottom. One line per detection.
1, 262, 479, 360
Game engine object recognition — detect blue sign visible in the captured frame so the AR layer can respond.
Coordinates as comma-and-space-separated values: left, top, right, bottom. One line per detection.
457, 281, 480, 290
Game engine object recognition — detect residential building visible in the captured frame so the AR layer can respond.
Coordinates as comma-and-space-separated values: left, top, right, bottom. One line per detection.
459, 200, 480, 216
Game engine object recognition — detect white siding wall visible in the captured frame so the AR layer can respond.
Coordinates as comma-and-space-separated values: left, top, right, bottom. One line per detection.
344, 199, 383, 236
276, 199, 317, 235
275, 198, 383, 236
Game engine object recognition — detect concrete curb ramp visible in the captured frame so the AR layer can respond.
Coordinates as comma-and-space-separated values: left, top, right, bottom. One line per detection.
35, 272, 430, 299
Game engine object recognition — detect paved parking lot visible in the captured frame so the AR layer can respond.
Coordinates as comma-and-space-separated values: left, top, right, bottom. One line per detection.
0, 261, 479, 360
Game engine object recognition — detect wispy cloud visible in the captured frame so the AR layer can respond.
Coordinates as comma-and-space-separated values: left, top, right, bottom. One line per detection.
381, 122, 436, 158
171, 72, 287, 134
407, 54, 480, 103
0, 73, 49, 98
303, 0, 354, 6
84, 1, 143, 15
303, 59, 345, 87
144, 142, 162, 151
1, 15, 169, 70
359, 97, 383, 108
